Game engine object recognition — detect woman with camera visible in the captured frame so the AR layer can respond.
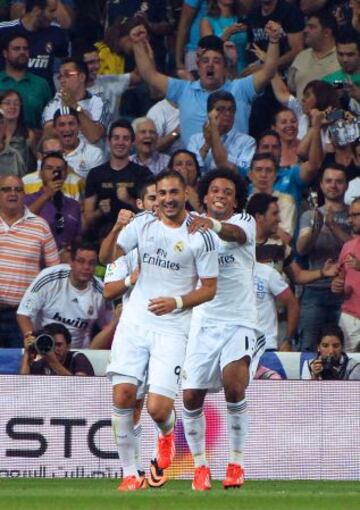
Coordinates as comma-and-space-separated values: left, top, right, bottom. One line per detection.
301, 323, 360, 380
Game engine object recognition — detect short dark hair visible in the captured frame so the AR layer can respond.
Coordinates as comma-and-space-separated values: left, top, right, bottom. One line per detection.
250, 152, 277, 171
310, 9, 337, 37
42, 322, 72, 345
207, 90, 236, 113
320, 163, 348, 181
70, 240, 98, 260
247, 193, 278, 217
155, 168, 187, 189
336, 28, 360, 52
26, 0, 47, 12
257, 129, 281, 146
197, 168, 248, 212
137, 177, 156, 201
53, 106, 79, 124
2, 32, 30, 52
40, 152, 67, 171
317, 323, 344, 347
272, 107, 296, 126
60, 57, 89, 82
168, 149, 201, 182
108, 119, 135, 142
198, 35, 225, 57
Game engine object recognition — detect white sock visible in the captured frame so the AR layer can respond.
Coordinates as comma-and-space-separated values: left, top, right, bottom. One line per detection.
227, 399, 248, 466
112, 406, 137, 478
156, 408, 176, 436
183, 407, 208, 468
134, 422, 143, 472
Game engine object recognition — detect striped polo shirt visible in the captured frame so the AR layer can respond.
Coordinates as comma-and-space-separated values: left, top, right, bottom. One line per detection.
0, 208, 60, 307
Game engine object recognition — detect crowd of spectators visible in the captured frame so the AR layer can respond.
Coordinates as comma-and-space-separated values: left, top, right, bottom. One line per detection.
0, 0, 359, 379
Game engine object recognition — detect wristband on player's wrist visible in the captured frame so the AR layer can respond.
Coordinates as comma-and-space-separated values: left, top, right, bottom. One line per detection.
124, 275, 132, 288
210, 218, 222, 233
174, 296, 184, 309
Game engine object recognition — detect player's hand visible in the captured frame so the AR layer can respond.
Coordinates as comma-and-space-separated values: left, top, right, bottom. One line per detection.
310, 358, 323, 378
148, 297, 177, 315
99, 198, 111, 215
188, 216, 214, 233
345, 252, 360, 271
322, 259, 340, 278
115, 208, 135, 228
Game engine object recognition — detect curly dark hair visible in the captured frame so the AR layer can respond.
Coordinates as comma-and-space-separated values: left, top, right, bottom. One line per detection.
197, 168, 248, 213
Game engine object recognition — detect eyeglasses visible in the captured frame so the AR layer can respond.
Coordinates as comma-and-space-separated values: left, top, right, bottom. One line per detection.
57, 71, 79, 80
0, 186, 24, 192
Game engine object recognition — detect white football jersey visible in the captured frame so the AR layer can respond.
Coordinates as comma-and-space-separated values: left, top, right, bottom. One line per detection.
116, 211, 219, 335
254, 262, 289, 350
104, 250, 139, 306
17, 264, 112, 348
192, 213, 258, 329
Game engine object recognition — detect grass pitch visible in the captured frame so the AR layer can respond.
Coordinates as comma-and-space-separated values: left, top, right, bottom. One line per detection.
1, 479, 359, 510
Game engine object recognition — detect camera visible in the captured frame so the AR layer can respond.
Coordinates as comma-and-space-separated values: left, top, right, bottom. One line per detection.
320, 355, 341, 380
325, 109, 344, 123
31, 333, 55, 355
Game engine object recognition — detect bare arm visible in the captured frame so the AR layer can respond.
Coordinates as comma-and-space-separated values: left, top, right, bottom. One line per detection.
271, 73, 291, 105
89, 304, 122, 349
156, 126, 181, 153
285, 258, 339, 285
200, 18, 213, 37
277, 288, 299, 351
299, 111, 324, 183
296, 214, 322, 256
253, 21, 280, 93
103, 268, 139, 300
130, 25, 169, 96
175, 3, 197, 69
98, 209, 135, 265
188, 216, 247, 244
147, 276, 217, 315
208, 111, 238, 172
17, 314, 34, 337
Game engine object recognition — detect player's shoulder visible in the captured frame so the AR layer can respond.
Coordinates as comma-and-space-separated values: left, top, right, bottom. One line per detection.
30, 264, 71, 292
133, 210, 157, 225
232, 212, 255, 225
255, 261, 276, 280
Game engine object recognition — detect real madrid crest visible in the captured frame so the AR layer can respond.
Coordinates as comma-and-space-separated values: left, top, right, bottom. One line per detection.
174, 240, 184, 253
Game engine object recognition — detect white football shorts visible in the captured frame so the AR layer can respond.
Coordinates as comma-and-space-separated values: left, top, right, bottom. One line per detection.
107, 320, 187, 399
182, 321, 265, 391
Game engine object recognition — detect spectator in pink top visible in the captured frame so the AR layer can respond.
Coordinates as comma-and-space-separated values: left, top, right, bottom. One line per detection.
332, 197, 360, 352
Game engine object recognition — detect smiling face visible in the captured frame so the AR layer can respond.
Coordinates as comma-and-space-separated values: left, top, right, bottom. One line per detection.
198, 50, 226, 91
273, 110, 298, 142
0, 91, 22, 121
157, 176, 187, 224
203, 177, 237, 220
320, 168, 347, 203
108, 127, 133, 160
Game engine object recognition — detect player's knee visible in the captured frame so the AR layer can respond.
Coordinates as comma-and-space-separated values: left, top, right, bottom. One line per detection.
224, 382, 246, 403
183, 389, 205, 410
113, 385, 137, 408
147, 402, 172, 423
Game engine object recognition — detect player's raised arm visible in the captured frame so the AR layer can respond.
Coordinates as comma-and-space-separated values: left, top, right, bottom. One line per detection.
99, 209, 135, 264
147, 276, 217, 316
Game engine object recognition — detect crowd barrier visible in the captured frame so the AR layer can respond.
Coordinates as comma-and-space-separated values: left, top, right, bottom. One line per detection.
3, 349, 360, 378
1, 376, 359, 480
